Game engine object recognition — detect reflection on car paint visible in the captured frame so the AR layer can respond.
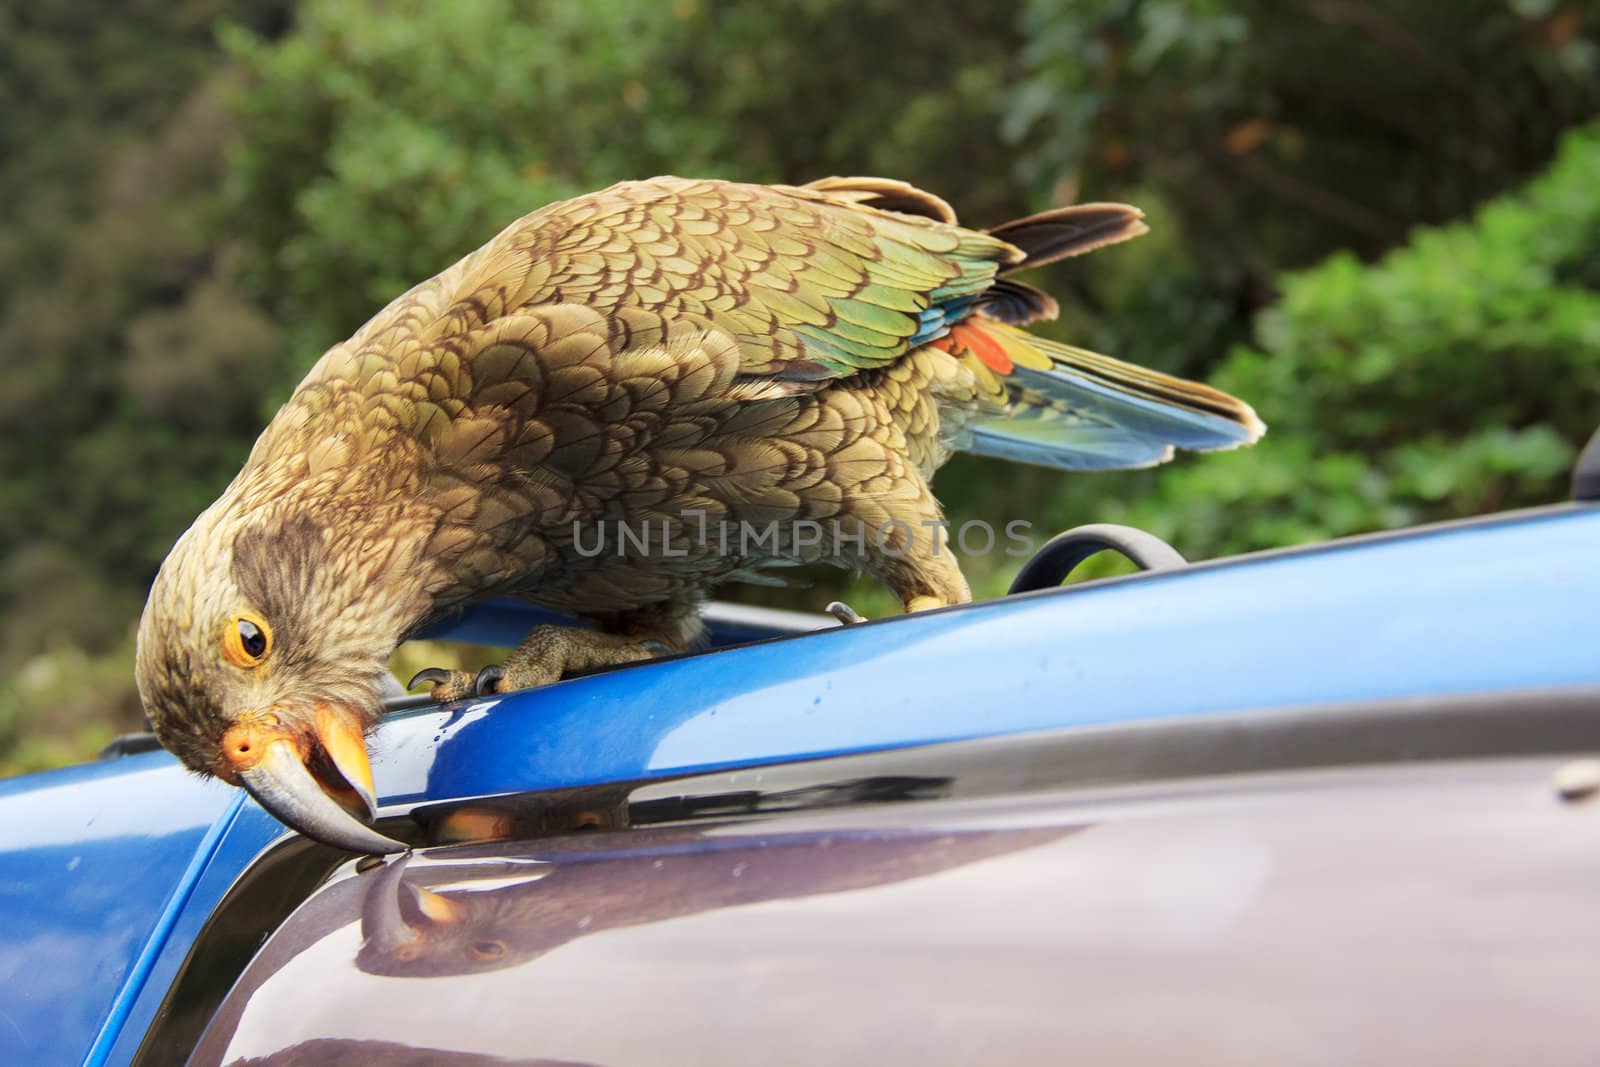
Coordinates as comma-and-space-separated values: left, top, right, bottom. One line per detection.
191, 758, 1600, 1066
354, 827, 1066, 978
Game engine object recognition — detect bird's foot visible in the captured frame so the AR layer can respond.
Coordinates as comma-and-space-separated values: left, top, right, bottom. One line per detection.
406, 666, 507, 704
825, 595, 950, 627
408, 625, 674, 703
826, 601, 867, 625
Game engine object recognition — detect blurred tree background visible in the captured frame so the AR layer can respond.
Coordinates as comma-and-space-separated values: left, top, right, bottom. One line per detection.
1, 0, 1597, 772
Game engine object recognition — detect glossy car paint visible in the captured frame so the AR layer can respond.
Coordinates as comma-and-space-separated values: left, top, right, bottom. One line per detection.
0, 504, 1593, 1065
190, 756, 1600, 1066
0, 753, 237, 1066
368, 506, 1600, 808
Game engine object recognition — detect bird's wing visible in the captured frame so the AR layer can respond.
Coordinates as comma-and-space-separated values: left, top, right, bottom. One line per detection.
331, 177, 1159, 407
456, 177, 1025, 386
310, 178, 1249, 480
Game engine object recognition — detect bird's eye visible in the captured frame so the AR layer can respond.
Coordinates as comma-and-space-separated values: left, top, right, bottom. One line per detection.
223, 613, 272, 668
471, 940, 506, 960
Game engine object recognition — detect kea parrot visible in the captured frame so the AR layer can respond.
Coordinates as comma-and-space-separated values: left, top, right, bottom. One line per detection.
136, 176, 1263, 853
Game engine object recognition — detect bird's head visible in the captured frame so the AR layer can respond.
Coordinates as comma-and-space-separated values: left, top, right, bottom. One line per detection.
357, 855, 559, 976
137, 508, 410, 854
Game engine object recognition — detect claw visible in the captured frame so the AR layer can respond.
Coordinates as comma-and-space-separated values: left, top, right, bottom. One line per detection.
826, 601, 866, 625
473, 664, 506, 696
641, 640, 673, 657
407, 668, 454, 692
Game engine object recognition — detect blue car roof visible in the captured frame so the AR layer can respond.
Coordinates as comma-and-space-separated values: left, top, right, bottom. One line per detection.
3, 503, 1597, 1066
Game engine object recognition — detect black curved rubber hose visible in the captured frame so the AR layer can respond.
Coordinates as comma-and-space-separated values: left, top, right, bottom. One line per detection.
1008, 523, 1187, 595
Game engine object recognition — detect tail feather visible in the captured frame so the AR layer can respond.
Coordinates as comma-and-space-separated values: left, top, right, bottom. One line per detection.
968, 418, 1176, 472
987, 203, 1149, 274
942, 321, 1264, 472
975, 278, 1059, 325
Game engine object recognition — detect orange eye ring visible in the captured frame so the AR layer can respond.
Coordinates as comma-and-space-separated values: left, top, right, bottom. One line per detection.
223, 612, 272, 668
470, 940, 506, 960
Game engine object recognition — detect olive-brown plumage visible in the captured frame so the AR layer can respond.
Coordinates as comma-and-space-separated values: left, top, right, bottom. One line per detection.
136, 176, 1262, 852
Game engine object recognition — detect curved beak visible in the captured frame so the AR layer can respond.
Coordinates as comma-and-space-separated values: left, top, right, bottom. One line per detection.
361, 853, 465, 955
223, 703, 407, 854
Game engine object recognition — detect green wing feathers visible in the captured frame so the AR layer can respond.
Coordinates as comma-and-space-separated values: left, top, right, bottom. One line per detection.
755, 179, 1017, 378
739, 182, 1261, 472
498, 176, 1262, 473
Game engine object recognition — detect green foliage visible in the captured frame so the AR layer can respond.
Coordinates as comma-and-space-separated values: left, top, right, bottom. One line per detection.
0, 635, 141, 778
3, 1, 1599, 773
222, 0, 1024, 380
1006, 0, 1600, 375
1083, 121, 1600, 561
0, 3, 292, 775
